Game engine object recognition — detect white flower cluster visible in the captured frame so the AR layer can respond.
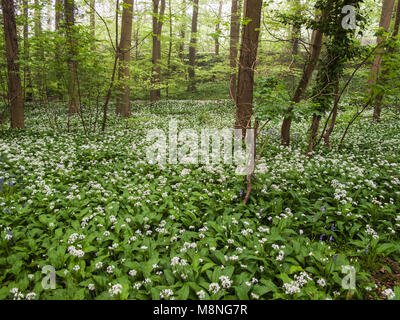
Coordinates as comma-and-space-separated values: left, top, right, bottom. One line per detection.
160, 289, 174, 299
209, 283, 221, 295
170, 256, 187, 266
68, 233, 85, 244
365, 224, 379, 239
67, 245, 85, 258
219, 276, 233, 289
10, 288, 24, 300
382, 288, 395, 300
196, 290, 206, 299
283, 272, 313, 295
108, 283, 122, 296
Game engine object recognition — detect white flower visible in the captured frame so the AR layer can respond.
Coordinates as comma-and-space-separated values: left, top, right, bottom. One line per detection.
73, 265, 80, 271
160, 289, 174, 299
26, 292, 36, 300
209, 282, 221, 294
219, 276, 233, 289
283, 282, 301, 295
95, 261, 103, 269
129, 270, 137, 277
88, 284, 95, 291
382, 288, 395, 300
317, 278, 326, 287
109, 283, 122, 296
107, 265, 115, 274
171, 257, 180, 266
197, 290, 206, 299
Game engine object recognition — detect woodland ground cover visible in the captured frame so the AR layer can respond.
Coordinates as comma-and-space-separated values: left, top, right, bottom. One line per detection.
0, 100, 400, 300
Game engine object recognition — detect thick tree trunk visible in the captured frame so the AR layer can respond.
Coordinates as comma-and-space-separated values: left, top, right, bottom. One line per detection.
235, 0, 262, 137
150, 0, 166, 103
215, 0, 223, 56
229, 0, 241, 102
2, 0, 25, 129
280, 15, 324, 146
116, 0, 134, 117
373, 0, 400, 120
65, 0, 79, 114
369, 0, 395, 121
187, 0, 199, 92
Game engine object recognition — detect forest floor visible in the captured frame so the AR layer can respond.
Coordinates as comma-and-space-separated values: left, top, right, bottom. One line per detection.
1, 100, 400, 300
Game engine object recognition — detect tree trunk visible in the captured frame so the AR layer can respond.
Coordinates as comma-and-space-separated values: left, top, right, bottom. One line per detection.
187, 0, 199, 92
280, 14, 324, 146
116, 0, 134, 117
55, 0, 62, 30
65, 0, 79, 114
166, 0, 172, 98
178, 0, 186, 61
2, 0, 25, 129
90, 0, 96, 39
369, 0, 395, 121
323, 83, 340, 148
373, 0, 400, 121
235, 0, 262, 137
23, 0, 32, 102
229, 0, 241, 102
150, 0, 166, 103
215, 0, 223, 56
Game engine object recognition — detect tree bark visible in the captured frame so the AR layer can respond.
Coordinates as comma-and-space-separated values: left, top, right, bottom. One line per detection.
55, 0, 62, 30
90, 0, 96, 39
178, 0, 186, 61
280, 14, 324, 146
229, 0, 241, 102
23, 0, 32, 102
116, 0, 134, 117
150, 0, 166, 103
2, 0, 25, 129
187, 0, 199, 92
215, 0, 223, 56
369, 0, 395, 121
373, 0, 400, 120
235, 0, 262, 137
64, 0, 79, 114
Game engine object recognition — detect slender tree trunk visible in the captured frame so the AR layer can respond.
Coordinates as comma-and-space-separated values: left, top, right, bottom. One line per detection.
178, 0, 186, 61
23, 0, 32, 102
215, 0, 223, 56
229, 0, 241, 101
166, 0, 172, 98
323, 83, 340, 148
373, 0, 400, 120
280, 14, 324, 146
55, 0, 62, 30
150, 0, 166, 103
65, 0, 79, 114
187, 0, 199, 92
90, 0, 96, 38
369, 0, 395, 121
290, 0, 301, 55
2, 0, 25, 129
235, 0, 262, 137
116, 0, 134, 116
